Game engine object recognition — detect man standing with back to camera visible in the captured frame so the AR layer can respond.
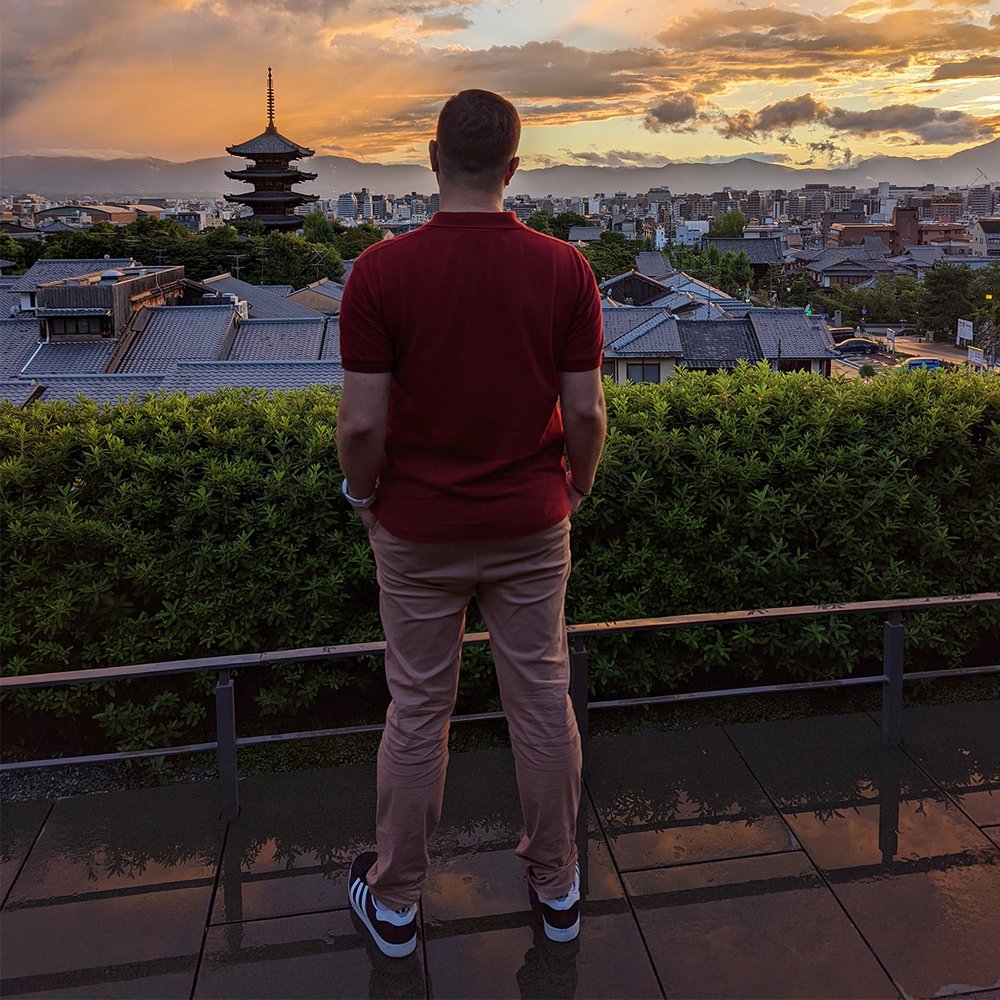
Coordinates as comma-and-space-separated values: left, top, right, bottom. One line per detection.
336, 89, 606, 959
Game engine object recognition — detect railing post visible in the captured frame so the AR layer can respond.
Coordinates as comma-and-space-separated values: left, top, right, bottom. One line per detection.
570, 634, 590, 779
216, 668, 240, 819
881, 611, 904, 747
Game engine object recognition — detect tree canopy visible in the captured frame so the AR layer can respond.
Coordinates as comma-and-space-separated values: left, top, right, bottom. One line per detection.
707, 210, 748, 238
34, 216, 343, 287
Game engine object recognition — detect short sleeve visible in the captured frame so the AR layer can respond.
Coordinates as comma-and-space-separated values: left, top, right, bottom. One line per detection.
339, 252, 394, 373
556, 249, 604, 372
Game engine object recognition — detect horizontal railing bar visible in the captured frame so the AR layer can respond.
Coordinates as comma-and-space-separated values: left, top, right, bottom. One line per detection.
566, 593, 1000, 639
3, 594, 996, 692
0, 709, 513, 772
904, 664, 1000, 681
0, 741, 219, 772
589, 674, 887, 711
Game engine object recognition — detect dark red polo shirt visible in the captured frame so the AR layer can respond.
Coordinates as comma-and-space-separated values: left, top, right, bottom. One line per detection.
339, 211, 603, 542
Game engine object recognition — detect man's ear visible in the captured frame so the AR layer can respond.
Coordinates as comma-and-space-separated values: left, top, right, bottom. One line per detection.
504, 156, 520, 187
429, 140, 440, 173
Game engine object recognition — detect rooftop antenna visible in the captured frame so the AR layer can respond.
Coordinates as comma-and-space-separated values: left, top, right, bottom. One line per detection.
267, 67, 275, 129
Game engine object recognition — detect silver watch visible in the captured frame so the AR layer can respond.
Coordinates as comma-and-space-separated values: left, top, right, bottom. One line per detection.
341, 478, 377, 509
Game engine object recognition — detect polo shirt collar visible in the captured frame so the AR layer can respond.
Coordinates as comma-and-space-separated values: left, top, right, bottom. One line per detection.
428, 211, 521, 228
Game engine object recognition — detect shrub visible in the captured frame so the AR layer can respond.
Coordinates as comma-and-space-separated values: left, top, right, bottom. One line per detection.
2, 367, 998, 756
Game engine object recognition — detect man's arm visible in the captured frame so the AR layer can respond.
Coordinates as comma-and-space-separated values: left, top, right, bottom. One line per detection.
336, 370, 392, 506
559, 367, 607, 508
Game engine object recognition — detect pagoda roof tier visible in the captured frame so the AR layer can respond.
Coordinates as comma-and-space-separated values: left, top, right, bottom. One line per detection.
227, 126, 314, 158
236, 215, 309, 230
225, 191, 319, 206
224, 168, 318, 183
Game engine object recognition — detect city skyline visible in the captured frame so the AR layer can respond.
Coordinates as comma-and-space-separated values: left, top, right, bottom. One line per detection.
1, 0, 998, 172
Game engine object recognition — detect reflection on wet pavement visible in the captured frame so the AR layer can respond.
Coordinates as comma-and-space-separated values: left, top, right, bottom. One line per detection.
1, 700, 997, 998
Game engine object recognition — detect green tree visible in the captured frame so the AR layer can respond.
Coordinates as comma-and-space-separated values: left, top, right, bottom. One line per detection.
718, 251, 753, 298
43, 222, 124, 261
334, 222, 384, 260
0, 233, 28, 272
524, 211, 553, 236
920, 262, 976, 339
302, 209, 344, 246
581, 231, 644, 282
550, 211, 589, 241
707, 210, 748, 238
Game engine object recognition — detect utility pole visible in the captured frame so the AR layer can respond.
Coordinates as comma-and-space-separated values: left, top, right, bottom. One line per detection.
227, 254, 245, 281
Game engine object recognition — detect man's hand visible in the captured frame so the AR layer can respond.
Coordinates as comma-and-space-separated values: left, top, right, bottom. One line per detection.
565, 473, 586, 515
358, 508, 378, 531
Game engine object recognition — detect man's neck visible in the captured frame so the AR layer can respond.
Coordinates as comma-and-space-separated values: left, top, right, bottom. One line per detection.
437, 187, 506, 213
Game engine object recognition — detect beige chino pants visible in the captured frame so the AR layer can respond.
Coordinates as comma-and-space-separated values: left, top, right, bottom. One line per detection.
364, 517, 581, 909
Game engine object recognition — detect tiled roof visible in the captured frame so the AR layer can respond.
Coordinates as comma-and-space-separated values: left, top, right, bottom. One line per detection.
226, 127, 314, 157
607, 313, 682, 357
22, 339, 117, 375
748, 310, 836, 360
0, 319, 41, 377
0, 381, 44, 407
341, 260, 356, 284
676, 319, 762, 368
808, 249, 896, 274
977, 217, 1000, 233
202, 274, 321, 319
567, 226, 603, 242
158, 361, 344, 395
0, 287, 19, 318
22, 374, 165, 404
702, 238, 783, 265
9, 259, 136, 293
600, 306, 663, 346
288, 278, 344, 302
228, 318, 325, 361
117, 306, 236, 373
320, 315, 341, 361
658, 272, 734, 303
634, 252, 673, 278
262, 285, 293, 297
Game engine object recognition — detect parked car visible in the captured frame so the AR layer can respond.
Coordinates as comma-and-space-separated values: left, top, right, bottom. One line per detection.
903, 357, 945, 371
835, 338, 879, 355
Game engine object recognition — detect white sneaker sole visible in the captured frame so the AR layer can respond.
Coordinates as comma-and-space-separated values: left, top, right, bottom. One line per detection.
349, 882, 417, 958
542, 913, 581, 942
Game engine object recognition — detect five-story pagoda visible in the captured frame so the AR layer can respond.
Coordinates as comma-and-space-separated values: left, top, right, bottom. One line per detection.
224, 69, 318, 231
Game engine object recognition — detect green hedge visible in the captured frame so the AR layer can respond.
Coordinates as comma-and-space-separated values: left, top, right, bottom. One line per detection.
2, 366, 998, 758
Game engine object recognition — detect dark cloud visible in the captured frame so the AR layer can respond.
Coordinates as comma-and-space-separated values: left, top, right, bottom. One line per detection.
930, 55, 1000, 81
561, 148, 670, 167
715, 93, 827, 140
825, 103, 989, 142
643, 94, 700, 131
756, 94, 828, 132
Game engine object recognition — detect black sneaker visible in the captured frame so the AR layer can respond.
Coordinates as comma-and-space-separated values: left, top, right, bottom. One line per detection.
530, 864, 581, 943
348, 852, 418, 959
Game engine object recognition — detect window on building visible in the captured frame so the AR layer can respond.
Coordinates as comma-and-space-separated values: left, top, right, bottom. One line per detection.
601, 360, 614, 378
47, 316, 106, 337
626, 362, 660, 383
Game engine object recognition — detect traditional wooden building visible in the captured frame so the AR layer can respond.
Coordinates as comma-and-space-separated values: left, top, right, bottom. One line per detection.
224, 69, 318, 232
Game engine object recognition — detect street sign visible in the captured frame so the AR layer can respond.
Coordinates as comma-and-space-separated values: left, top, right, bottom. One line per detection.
968, 346, 985, 369
957, 318, 974, 344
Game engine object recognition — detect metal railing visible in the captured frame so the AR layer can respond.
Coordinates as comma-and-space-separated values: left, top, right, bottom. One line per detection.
2, 592, 998, 819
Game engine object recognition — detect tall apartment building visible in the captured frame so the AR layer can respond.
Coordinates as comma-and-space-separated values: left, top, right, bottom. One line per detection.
336, 192, 358, 219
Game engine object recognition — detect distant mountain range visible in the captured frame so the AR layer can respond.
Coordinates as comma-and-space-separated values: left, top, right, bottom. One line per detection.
3, 139, 998, 199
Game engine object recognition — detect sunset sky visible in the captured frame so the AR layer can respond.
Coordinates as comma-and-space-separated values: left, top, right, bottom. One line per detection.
1, 0, 998, 169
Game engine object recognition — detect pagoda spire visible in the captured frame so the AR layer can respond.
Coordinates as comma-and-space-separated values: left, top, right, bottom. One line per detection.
267, 67, 275, 129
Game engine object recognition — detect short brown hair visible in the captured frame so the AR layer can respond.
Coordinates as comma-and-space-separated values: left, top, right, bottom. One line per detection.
435, 90, 521, 182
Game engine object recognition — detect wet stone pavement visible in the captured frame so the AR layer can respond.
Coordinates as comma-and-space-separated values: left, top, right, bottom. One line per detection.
2, 701, 999, 999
